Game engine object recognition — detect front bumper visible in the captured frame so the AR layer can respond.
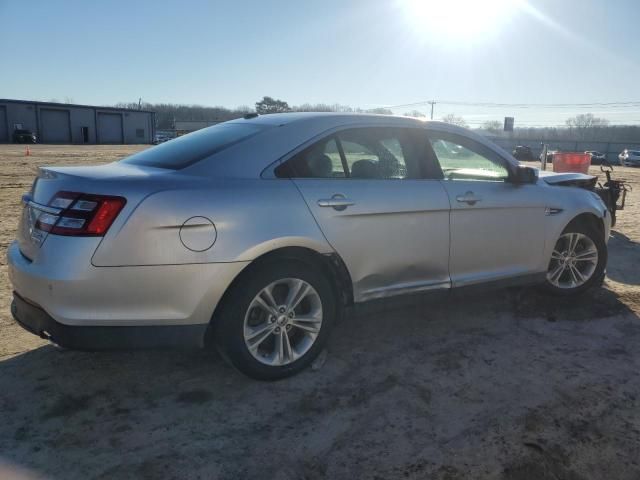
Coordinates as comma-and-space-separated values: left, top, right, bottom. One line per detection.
11, 292, 207, 349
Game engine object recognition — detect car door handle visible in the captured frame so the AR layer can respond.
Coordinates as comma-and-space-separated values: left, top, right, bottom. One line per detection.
317, 196, 355, 210
456, 192, 482, 205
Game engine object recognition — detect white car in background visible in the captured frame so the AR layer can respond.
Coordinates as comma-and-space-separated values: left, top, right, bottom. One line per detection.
618, 149, 640, 167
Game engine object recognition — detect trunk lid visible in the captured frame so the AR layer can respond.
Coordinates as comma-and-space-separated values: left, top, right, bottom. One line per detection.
16, 162, 183, 260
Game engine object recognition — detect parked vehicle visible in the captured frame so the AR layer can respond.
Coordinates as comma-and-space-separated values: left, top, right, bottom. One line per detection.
153, 134, 172, 145
585, 151, 606, 165
540, 149, 557, 163
512, 145, 534, 161
618, 149, 640, 167
8, 113, 611, 379
12, 129, 37, 144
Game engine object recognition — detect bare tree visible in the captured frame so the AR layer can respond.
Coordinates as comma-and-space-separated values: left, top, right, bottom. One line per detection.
481, 120, 502, 134
441, 114, 468, 128
565, 113, 610, 139
403, 110, 426, 118
565, 113, 610, 129
366, 107, 393, 115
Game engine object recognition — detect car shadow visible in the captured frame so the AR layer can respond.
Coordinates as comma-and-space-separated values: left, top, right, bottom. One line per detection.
0, 283, 638, 479
605, 229, 640, 286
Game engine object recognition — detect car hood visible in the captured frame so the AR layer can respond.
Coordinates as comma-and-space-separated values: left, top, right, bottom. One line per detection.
538, 170, 597, 188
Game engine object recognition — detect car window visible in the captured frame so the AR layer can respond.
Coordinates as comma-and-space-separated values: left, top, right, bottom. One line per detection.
276, 128, 422, 179
122, 123, 263, 169
338, 133, 409, 179
428, 132, 509, 182
275, 137, 345, 178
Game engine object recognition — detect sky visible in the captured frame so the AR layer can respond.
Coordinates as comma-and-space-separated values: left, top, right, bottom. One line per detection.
1, 0, 640, 126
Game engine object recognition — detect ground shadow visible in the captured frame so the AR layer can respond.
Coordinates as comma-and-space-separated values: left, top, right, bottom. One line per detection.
0, 282, 638, 479
604, 230, 640, 285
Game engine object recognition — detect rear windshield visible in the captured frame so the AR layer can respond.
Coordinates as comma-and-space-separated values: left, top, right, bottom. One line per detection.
122, 123, 263, 169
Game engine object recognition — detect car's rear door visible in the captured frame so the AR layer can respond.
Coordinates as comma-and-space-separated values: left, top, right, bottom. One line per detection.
278, 127, 451, 302
426, 129, 547, 287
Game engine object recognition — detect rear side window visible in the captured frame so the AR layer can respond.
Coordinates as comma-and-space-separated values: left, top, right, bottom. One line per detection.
122, 123, 263, 169
276, 127, 424, 179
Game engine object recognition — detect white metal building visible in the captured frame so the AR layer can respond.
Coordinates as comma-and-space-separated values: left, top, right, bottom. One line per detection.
0, 99, 155, 144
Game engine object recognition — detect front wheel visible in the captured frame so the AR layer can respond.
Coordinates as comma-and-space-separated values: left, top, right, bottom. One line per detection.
213, 260, 336, 380
543, 224, 607, 296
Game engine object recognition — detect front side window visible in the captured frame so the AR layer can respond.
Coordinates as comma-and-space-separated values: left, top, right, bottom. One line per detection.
276, 128, 421, 179
428, 132, 510, 182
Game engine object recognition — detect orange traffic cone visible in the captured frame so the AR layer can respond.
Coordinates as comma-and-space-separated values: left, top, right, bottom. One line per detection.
25, 146, 30, 156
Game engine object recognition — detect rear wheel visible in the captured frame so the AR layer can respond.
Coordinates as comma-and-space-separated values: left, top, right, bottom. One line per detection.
543, 223, 606, 296
213, 260, 335, 380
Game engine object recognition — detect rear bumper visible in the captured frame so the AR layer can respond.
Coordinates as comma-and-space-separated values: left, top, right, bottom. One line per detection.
7, 239, 249, 329
11, 292, 207, 349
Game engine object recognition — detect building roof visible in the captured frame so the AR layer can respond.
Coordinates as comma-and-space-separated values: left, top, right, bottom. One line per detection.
0, 98, 155, 114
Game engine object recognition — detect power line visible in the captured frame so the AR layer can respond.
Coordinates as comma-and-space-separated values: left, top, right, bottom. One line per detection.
389, 99, 640, 110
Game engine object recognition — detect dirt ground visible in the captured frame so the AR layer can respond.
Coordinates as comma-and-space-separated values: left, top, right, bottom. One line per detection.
1, 144, 640, 480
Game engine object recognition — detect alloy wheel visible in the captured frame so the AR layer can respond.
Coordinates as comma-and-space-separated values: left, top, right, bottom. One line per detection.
243, 278, 323, 366
547, 232, 599, 289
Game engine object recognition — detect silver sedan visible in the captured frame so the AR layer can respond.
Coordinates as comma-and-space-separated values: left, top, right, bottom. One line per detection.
8, 113, 610, 379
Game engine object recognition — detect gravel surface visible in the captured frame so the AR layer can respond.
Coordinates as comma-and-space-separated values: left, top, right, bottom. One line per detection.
1, 145, 639, 480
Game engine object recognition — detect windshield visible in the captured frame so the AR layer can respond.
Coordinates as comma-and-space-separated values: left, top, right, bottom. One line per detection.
122, 123, 263, 169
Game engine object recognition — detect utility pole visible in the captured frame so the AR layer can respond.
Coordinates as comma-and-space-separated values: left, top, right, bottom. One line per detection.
428, 100, 436, 120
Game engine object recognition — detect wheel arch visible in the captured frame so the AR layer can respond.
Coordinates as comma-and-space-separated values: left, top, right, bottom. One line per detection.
204, 246, 353, 346
563, 212, 605, 239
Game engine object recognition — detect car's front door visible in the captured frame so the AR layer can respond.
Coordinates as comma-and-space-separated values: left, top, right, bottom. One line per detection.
426, 129, 547, 287
277, 127, 451, 302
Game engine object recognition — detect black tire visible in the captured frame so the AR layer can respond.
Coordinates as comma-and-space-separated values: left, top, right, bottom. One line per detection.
542, 222, 607, 296
212, 259, 336, 380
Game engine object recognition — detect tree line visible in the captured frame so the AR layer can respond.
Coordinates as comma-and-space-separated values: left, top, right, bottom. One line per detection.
114, 96, 393, 130
114, 97, 640, 142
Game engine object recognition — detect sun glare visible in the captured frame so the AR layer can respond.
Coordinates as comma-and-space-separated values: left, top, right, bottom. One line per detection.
399, 0, 521, 42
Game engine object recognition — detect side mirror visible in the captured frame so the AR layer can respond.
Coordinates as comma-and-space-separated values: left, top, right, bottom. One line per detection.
511, 165, 538, 184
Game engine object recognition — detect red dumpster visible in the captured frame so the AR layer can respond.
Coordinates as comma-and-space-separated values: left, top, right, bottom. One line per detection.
552, 152, 591, 174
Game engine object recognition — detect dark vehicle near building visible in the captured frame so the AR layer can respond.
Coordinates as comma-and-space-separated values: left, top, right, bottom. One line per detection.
512, 145, 534, 161
585, 151, 606, 165
12, 129, 37, 144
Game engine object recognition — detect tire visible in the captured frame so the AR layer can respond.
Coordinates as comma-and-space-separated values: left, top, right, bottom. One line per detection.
212, 259, 336, 380
542, 222, 607, 296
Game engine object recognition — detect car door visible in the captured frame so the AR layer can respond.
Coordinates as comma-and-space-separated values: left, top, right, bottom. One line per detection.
277, 127, 451, 302
426, 129, 547, 287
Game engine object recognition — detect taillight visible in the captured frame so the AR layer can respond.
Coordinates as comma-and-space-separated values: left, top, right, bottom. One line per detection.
36, 191, 126, 236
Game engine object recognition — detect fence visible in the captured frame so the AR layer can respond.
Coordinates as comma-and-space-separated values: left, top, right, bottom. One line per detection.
486, 137, 640, 163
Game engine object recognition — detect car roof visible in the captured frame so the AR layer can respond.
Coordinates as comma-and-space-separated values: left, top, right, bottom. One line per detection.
188, 113, 517, 178
229, 111, 429, 127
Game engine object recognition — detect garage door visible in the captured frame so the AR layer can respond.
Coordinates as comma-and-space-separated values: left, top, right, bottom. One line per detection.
40, 109, 71, 143
97, 113, 123, 144
0, 107, 7, 142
